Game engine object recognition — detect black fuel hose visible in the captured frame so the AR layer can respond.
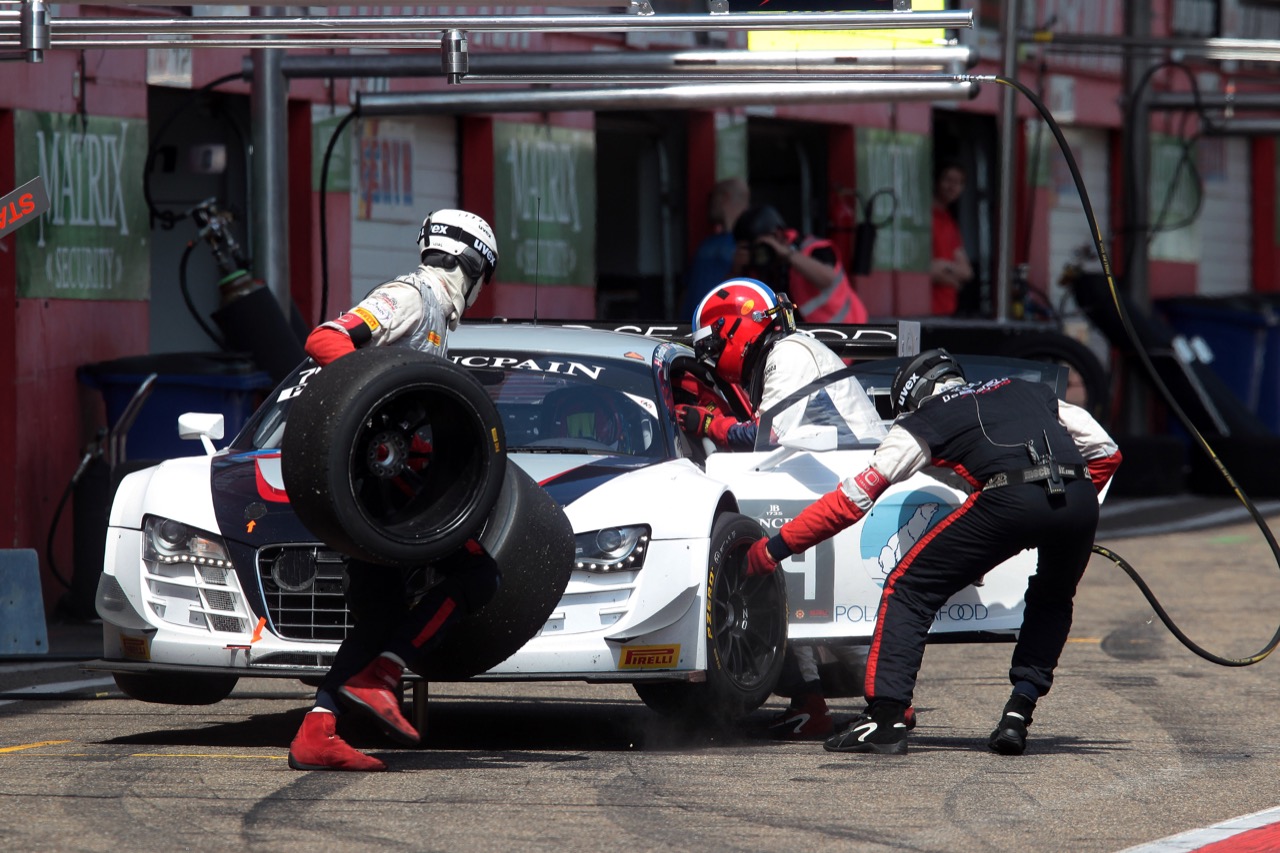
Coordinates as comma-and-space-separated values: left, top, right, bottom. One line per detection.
985, 73, 1280, 667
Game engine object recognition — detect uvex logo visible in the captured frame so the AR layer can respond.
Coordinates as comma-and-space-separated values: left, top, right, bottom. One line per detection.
473, 238, 496, 266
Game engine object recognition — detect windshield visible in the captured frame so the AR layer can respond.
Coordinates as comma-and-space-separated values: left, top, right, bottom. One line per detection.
454, 351, 666, 457
231, 352, 670, 459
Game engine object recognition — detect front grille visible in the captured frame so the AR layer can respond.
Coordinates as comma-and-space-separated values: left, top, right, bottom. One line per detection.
257, 545, 353, 642
250, 651, 338, 669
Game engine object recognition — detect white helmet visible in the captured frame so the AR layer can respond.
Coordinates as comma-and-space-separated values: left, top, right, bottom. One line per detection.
416, 209, 499, 307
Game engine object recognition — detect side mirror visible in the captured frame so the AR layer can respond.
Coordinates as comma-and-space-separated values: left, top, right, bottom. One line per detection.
752, 424, 839, 472
178, 412, 225, 456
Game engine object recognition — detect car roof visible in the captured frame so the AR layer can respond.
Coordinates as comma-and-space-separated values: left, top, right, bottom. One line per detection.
451, 322, 680, 361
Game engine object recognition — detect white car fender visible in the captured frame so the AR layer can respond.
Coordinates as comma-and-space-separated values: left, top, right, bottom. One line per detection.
562, 458, 732, 543
108, 456, 219, 534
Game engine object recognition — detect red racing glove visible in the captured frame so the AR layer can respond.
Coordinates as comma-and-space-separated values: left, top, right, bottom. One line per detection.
676, 404, 737, 445
746, 536, 778, 577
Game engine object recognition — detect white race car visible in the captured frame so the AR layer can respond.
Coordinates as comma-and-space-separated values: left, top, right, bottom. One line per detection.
91, 323, 1079, 725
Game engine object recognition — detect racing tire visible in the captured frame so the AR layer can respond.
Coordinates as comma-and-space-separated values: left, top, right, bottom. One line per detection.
633, 512, 787, 728
113, 672, 239, 706
414, 462, 576, 680
996, 332, 1110, 420
281, 346, 507, 567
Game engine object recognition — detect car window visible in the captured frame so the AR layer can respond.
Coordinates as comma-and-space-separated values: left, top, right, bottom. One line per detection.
849, 354, 1071, 423
455, 352, 664, 457
230, 352, 668, 459
753, 368, 888, 452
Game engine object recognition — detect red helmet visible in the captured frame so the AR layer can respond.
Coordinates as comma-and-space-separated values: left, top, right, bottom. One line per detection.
691, 278, 794, 385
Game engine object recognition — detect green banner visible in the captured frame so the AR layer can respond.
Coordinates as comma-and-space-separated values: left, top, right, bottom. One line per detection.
716, 114, 748, 183
312, 112, 353, 193
855, 128, 931, 273
14, 110, 150, 300
493, 121, 596, 287
1148, 132, 1200, 264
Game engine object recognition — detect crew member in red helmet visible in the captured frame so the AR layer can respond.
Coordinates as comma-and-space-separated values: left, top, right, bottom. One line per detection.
678, 277, 885, 739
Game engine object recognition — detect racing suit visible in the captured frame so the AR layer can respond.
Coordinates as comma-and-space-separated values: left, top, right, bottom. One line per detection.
753, 375, 1122, 707
697, 332, 885, 451
301, 262, 502, 715
304, 263, 476, 366
686, 332, 885, 723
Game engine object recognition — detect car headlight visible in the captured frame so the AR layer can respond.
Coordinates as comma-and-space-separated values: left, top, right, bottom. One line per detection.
574, 525, 649, 573
141, 515, 249, 633
144, 516, 233, 568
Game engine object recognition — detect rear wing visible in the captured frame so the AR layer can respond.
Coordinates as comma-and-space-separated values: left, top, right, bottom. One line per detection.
479, 318, 921, 362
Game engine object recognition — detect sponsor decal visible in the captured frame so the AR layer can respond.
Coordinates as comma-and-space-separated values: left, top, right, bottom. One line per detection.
451, 355, 604, 380
623, 351, 644, 361
0, 176, 50, 238
832, 602, 989, 624
120, 635, 149, 661
278, 366, 321, 402
427, 330, 442, 347
619, 644, 680, 669
353, 305, 381, 331
858, 486, 958, 586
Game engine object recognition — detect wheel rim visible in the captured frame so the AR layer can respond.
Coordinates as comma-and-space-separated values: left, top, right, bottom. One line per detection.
347, 385, 489, 545
710, 542, 786, 691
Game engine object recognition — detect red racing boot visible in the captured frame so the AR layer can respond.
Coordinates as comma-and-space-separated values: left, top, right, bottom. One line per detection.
764, 692, 835, 740
288, 712, 386, 771
338, 654, 420, 745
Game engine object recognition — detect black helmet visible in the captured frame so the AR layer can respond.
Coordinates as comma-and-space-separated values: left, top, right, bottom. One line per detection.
890, 349, 965, 416
732, 204, 788, 244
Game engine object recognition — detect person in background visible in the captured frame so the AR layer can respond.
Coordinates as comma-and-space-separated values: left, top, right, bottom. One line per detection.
730, 204, 868, 325
930, 161, 975, 317
288, 209, 502, 772
680, 177, 751, 323
747, 349, 1123, 756
678, 277, 885, 738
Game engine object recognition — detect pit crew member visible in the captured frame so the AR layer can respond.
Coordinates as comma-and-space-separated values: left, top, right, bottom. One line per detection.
289, 209, 503, 772
747, 348, 1122, 756
679, 278, 884, 739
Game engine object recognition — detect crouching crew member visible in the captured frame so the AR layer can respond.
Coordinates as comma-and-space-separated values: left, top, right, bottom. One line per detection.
746, 349, 1122, 756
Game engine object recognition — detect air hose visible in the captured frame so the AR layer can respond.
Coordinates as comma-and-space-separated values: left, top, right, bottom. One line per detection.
982, 73, 1280, 667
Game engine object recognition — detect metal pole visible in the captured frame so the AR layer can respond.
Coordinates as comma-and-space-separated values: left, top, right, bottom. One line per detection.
251, 6, 289, 311
356, 80, 977, 116
1122, 2, 1153, 434
994, 0, 1018, 321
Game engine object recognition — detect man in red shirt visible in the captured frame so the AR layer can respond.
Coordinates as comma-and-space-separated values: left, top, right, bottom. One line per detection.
930, 162, 974, 317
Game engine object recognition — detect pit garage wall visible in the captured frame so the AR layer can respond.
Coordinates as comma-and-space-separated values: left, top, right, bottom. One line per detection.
0, 54, 151, 611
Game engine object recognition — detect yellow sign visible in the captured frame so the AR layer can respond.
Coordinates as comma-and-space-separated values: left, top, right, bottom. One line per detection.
618, 644, 680, 670
748, 0, 946, 52
120, 634, 150, 661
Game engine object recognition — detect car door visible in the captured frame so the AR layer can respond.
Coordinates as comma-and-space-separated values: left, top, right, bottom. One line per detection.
707, 355, 1075, 645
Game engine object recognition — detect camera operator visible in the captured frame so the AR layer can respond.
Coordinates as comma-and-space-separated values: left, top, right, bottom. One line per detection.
730, 204, 867, 325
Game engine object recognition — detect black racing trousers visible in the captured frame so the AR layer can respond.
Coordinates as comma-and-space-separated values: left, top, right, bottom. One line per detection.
316, 545, 501, 705
864, 478, 1099, 705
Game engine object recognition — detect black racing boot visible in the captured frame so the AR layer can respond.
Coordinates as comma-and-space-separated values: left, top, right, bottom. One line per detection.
988, 693, 1036, 756
823, 699, 910, 755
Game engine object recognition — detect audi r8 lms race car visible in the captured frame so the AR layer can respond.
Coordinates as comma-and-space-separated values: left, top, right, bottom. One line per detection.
90, 323, 1082, 725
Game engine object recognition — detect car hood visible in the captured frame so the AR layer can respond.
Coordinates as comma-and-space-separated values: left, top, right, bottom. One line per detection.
207, 449, 718, 545
210, 451, 317, 546
512, 453, 654, 506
